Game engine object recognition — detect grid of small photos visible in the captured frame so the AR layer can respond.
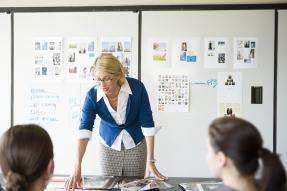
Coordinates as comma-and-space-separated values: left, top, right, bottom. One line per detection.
66, 38, 97, 82
234, 38, 257, 68
101, 37, 132, 77
158, 75, 189, 112
34, 37, 63, 78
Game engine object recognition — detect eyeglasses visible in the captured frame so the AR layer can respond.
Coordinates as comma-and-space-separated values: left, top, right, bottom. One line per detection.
94, 76, 113, 85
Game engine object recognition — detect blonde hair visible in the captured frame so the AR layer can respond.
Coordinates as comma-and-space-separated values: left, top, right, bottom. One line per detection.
93, 53, 125, 86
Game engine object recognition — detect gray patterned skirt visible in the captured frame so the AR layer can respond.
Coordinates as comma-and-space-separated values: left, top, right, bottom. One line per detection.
100, 140, 147, 177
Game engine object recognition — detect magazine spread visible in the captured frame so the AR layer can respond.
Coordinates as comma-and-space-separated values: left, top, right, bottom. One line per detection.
119, 178, 173, 191
179, 181, 223, 191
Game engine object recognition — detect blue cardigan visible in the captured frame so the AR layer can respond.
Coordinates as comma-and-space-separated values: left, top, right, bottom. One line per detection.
79, 77, 155, 146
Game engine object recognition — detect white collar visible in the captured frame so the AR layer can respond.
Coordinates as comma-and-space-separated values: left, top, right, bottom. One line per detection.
96, 78, 132, 102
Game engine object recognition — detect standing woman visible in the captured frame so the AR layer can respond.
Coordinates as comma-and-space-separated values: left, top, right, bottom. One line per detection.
65, 53, 167, 190
0, 124, 54, 191
207, 117, 286, 191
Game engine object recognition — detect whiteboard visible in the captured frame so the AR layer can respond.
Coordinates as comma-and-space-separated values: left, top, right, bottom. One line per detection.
0, 13, 11, 136
278, 10, 287, 168
141, 10, 275, 177
14, 12, 139, 175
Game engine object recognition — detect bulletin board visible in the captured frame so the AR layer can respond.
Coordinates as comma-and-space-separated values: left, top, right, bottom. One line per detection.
13, 12, 139, 175
141, 10, 275, 177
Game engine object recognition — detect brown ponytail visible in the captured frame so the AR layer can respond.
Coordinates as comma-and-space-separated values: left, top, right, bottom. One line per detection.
5, 171, 28, 191
209, 117, 286, 191
259, 148, 286, 191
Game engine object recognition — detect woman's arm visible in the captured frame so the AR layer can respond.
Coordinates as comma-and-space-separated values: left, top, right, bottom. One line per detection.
145, 136, 168, 180
65, 139, 89, 191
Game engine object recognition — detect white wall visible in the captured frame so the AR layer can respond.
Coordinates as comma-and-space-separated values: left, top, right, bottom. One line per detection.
13, 12, 138, 175
0, 13, 11, 136
141, 10, 274, 177
277, 10, 287, 169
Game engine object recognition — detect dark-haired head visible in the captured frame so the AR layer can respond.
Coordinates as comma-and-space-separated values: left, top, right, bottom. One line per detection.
207, 117, 286, 191
0, 124, 54, 191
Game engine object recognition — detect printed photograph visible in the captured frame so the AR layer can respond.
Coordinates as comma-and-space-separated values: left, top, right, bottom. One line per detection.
237, 50, 243, 60
181, 42, 187, 51
35, 67, 40, 75
68, 52, 75, 62
187, 55, 196, 63
180, 51, 187, 61
208, 41, 215, 51
237, 40, 243, 48
218, 53, 225, 63
42, 42, 48, 50
88, 41, 95, 52
52, 53, 61, 65
69, 66, 77, 74
78, 43, 87, 54
117, 41, 123, 52
251, 41, 256, 48
49, 41, 55, 50
244, 40, 250, 48
124, 41, 131, 52
41, 67, 48, 75
249, 49, 255, 59
35, 42, 41, 50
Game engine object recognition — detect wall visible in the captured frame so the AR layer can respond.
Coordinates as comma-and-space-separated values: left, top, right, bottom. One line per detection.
13, 12, 138, 175
0, 13, 11, 136
141, 10, 274, 177
277, 9, 287, 168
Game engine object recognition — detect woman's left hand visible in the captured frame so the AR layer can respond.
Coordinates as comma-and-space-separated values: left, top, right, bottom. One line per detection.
146, 162, 168, 180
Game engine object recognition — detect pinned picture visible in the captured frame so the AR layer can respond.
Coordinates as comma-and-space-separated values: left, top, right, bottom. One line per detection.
101, 37, 132, 77
204, 37, 228, 68
175, 38, 200, 65
157, 74, 189, 112
33, 37, 63, 81
234, 38, 257, 68
66, 37, 97, 82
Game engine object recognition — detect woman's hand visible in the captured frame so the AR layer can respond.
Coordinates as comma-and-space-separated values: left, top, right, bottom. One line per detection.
64, 167, 82, 191
146, 162, 168, 180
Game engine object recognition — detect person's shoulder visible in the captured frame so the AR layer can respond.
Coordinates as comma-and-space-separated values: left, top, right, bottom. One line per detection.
126, 77, 144, 87
86, 85, 98, 97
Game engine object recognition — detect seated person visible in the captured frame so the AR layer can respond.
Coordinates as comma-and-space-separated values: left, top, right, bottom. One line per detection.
207, 117, 286, 191
0, 124, 54, 191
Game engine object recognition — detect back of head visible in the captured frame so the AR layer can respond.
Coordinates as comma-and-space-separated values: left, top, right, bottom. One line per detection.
93, 53, 125, 86
208, 117, 286, 191
0, 124, 54, 191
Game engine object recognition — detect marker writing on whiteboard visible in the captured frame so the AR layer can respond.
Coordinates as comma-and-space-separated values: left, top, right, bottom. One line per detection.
191, 79, 217, 88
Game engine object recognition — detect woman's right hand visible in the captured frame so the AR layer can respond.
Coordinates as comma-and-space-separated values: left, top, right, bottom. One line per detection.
64, 167, 82, 191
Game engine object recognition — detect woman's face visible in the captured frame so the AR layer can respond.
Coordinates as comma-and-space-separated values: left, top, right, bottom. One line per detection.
206, 137, 222, 178
94, 70, 120, 95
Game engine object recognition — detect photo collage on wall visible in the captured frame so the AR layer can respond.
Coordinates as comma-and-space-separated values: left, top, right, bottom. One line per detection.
234, 38, 257, 68
204, 38, 228, 68
101, 37, 132, 77
157, 75, 189, 112
32, 36, 134, 83
149, 37, 258, 70
66, 37, 97, 83
176, 38, 200, 64
151, 39, 169, 65
217, 72, 242, 117
33, 37, 63, 81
